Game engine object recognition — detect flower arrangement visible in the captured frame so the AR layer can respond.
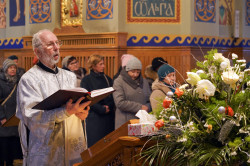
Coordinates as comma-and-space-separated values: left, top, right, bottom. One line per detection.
139, 49, 250, 166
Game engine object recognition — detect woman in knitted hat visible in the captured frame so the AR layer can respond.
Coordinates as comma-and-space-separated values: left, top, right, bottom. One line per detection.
150, 64, 178, 113
62, 55, 87, 87
0, 59, 22, 165
113, 56, 152, 129
113, 54, 135, 80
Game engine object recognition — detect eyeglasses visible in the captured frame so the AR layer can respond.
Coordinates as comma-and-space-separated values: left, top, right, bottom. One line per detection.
40, 40, 63, 49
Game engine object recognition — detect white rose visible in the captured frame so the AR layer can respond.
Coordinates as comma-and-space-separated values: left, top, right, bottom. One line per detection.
221, 71, 239, 88
179, 84, 189, 90
186, 72, 201, 86
195, 80, 216, 99
232, 53, 238, 59
220, 61, 229, 70
196, 70, 205, 75
213, 53, 225, 63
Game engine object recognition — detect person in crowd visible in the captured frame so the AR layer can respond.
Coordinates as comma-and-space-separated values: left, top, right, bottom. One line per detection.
113, 56, 152, 129
8, 55, 26, 77
150, 64, 178, 113
113, 54, 134, 80
62, 55, 87, 87
16, 29, 91, 166
0, 59, 22, 166
144, 57, 168, 90
32, 56, 39, 65
144, 65, 158, 91
80, 54, 115, 147
151, 57, 168, 72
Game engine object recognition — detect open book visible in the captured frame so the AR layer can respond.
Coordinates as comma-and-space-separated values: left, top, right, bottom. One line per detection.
32, 87, 115, 110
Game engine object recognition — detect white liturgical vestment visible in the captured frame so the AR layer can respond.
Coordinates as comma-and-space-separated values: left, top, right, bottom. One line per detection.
16, 63, 87, 166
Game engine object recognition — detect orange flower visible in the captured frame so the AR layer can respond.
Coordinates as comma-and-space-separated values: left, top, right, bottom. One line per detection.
175, 88, 184, 98
207, 124, 212, 131
155, 119, 164, 130
226, 106, 234, 117
162, 98, 172, 108
165, 134, 171, 139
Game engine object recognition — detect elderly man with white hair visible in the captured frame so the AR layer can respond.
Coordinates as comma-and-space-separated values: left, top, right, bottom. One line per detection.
16, 29, 90, 166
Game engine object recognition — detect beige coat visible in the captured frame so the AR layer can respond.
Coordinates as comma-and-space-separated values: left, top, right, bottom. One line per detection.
150, 79, 173, 113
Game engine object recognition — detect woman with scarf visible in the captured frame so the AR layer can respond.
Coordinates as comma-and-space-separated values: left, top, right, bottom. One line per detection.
0, 59, 22, 166
62, 55, 87, 87
150, 64, 178, 113
80, 54, 115, 147
113, 56, 152, 129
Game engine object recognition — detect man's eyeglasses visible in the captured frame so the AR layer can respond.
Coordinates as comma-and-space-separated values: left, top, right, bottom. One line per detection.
39, 40, 63, 49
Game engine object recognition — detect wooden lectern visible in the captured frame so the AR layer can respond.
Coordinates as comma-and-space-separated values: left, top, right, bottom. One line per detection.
76, 119, 147, 166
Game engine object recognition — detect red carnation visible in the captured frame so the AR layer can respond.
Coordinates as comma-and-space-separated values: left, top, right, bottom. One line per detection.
225, 106, 234, 117
155, 119, 164, 130
175, 88, 184, 98
162, 98, 172, 108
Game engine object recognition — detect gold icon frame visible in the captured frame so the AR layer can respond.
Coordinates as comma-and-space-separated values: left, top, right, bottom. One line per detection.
61, 0, 83, 27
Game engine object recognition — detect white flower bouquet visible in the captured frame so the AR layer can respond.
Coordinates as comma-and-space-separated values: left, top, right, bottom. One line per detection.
139, 49, 250, 166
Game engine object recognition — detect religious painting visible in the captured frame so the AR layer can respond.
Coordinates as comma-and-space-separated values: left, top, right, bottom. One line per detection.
86, 0, 113, 20
246, 0, 250, 26
10, 0, 25, 26
219, 0, 234, 25
29, 0, 51, 24
0, 0, 6, 28
61, 0, 83, 26
194, 0, 216, 23
127, 0, 180, 23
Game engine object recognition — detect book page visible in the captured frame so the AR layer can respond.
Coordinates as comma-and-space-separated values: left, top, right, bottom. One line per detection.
62, 87, 88, 93
91, 87, 114, 98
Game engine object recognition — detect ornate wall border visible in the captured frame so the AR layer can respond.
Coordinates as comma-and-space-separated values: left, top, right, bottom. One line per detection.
0, 35, 249, 49
127, 34, 250, 48
0, 37, 23, 49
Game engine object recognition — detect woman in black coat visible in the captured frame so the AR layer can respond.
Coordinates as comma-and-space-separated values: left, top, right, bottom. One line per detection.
80, 54, 115, 147
0, 59, 22, 165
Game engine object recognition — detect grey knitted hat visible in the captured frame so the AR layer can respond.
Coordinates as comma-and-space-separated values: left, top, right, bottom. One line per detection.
125, 57, 142, 71
3, 59, 17, 72
62, 55, 73, 68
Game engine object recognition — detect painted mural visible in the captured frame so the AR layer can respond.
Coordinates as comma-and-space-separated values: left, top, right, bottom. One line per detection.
0, 0, 6, 28
127, 0, 180, 23
29, 0, 51, 24
219, 0, 234, 25
247, 0, 250, 26
0, 37, 23, 49
194, 0, 216, 23
10, 0, 25, 26
127, 34, 250, 48
86, 0, 113, 20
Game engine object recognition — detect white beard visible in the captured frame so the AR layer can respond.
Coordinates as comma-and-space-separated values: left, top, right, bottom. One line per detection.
40, 50, 60, 67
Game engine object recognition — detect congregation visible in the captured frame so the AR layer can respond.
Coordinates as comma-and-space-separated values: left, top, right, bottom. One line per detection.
0, 29, 178, 166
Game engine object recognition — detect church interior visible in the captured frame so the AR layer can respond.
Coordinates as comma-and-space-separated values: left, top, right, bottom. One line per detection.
0, 0, 249, 166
